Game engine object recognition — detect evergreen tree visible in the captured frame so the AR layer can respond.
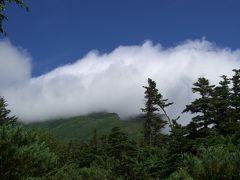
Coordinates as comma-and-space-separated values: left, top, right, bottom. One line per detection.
212, 75, 232, 134
0, 125, 58, 179
223, 69, 240, 138
142, 78, 167, 146
183, 77, 215, 138
230, 69, 240, 122
167, 119, 187, 174
107, 127, 129, 159
0, 96, 17, 126
107, 127, 139, 179
176, 145, 240, 180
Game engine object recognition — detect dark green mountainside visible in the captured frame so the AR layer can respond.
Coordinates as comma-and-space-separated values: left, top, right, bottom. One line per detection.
27, 113, 143, 144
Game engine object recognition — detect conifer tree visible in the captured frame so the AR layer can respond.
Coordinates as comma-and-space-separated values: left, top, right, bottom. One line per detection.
168, 119, 187, 174
107, 127, 129, 158
142, 78, 167, 146
230, 69, 240, 122
183, 77, 215, 138
0, 96, 17, 126
0, 126, 58, 179
212, 75, 231, 133
107, 127, 138, 179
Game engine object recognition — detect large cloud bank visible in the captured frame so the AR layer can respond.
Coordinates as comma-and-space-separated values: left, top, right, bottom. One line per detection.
0, 39, 240, 123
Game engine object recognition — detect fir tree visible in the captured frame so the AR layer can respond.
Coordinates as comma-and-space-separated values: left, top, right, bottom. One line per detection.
230, 69, 240, 122
167, 119, 187, 174
183, 77, 215, 138
107, 127, 129, 159
0, 96, 17, 126
212, 75, 231, 134
107, 127, 139, 179
0, 126, 58, 179
142, 78, 167, 146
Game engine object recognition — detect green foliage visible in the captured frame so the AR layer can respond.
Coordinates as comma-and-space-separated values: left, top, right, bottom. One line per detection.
181, 145, 240, 180
27, 113, 143, 144
107, 127, 130, 157
167, 120, 188, 174
230, 69, 240, 123
107, 127, 139, 179
4, 71, 240, 179
211, 75, 231, 134
0, 0, 29, 34
137, 146, 169, 178
0, 125, 58, 179
0, 96, 17, 126
167, 168, 193, 180
47, 163, 82, 180
67, 127, 144, 179
48, 163, 111, 180
90, 128, 98, 147
69, 143, 99, 168
78, 165, 111, 180
183, 70, 240, 140
33, 129, 68, 166
142, 78, 168, 146
183, 77, 215, 138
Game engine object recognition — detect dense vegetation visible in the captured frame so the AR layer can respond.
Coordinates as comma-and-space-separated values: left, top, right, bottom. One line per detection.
1, 69, 240, 179
28, 113, 143, 143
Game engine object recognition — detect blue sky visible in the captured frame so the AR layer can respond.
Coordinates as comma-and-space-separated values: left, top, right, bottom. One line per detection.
2, 0, 240, 121
1, 0, 240, 76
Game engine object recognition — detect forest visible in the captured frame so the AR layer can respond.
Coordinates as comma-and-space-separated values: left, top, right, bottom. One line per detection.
1, 0, 240, 179
1, 69, 240, 179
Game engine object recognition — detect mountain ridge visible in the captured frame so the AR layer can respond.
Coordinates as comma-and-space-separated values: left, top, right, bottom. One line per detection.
27, 112, 143, 143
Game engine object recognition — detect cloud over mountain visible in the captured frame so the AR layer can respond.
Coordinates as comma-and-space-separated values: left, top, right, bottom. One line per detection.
1, 39, 240, 123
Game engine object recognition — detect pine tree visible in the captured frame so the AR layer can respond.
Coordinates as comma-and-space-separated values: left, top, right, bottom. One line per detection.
0, 96, 17, 126
107, 127, 128, 158
221, 69, 240, 137
167, 119, 187, 175
183, 77, 215, 138
0, 126, 58, 179
142, 78, 167, 146
107, 127, 139, 179
230, 69, 240, 122
212, 75, 231, 134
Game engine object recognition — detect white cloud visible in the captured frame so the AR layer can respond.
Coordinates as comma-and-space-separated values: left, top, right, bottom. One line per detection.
0, 40, 31, 91
1, 39, 240, 123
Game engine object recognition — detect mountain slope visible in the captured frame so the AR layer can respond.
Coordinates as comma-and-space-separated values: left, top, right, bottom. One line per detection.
27, 113, 143, 144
